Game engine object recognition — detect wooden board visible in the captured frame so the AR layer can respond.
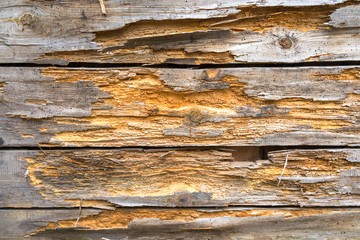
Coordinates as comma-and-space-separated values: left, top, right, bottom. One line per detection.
1, 148, 359, 208
2, 66, 360, 147
1, 208, 360, 239
1, 1, 360, 64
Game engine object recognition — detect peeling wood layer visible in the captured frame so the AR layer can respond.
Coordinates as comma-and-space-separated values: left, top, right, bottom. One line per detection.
1, 67, 360, 147
1, 208, 360, 239
1, 1, 360, 64
38, 208, 355, 231
1, 148, 359, 208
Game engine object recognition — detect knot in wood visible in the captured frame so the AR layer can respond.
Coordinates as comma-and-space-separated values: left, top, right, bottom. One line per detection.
278, 37, 292, 49
187, 110, 205, 125
19, 13, 36, 25
174, 193, 193, 206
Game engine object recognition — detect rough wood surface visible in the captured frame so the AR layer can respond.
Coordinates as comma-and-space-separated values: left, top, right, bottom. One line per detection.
2, 67, 360, 147
2, 1, 360, 238
1, 148, 359, 208
1, 1, 360, 64
1, 208, 360, 239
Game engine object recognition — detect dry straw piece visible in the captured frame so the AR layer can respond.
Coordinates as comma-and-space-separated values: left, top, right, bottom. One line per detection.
99, 0, 107, 15
278, 153, 289, 186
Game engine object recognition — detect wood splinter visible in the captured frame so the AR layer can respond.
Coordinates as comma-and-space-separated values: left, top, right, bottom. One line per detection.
74, 199, 82, 227
277, 153, 289, 186
99, 0, 106, 15
38, 146, 47, 155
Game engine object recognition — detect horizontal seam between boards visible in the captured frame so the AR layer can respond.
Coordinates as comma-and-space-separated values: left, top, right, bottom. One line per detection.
0, 146, 359, 150
2, 206, 360, 210
2, 61, 360, 69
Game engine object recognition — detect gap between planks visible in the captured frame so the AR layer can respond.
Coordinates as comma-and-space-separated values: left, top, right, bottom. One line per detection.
2, 206, 360, 210
1, 145, 360, 150
2, 61, 360, 69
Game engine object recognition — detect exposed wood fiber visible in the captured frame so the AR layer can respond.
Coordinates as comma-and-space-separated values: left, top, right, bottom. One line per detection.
1, 208, 360, 239
1, 149, 359, 208
2, 67, 360, 147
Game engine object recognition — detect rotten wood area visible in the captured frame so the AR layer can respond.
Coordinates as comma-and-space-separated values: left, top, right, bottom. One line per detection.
1, 0, 360, 238
1, 67, 360, 147
1, 1, 360, 64
1, 148, 359, 208
1, 208, 360, 239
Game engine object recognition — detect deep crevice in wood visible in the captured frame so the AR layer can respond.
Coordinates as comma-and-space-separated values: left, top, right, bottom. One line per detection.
0, 145, 359, 152
2, 61, 360, 69
1, 206, 360, 210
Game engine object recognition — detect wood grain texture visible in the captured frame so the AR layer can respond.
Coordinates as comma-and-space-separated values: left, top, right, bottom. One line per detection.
1, 1, 360, 64
1, 208, 360, 239
2, 1, 360, 238
2, 67, 360, 147
1, 148, 359, 208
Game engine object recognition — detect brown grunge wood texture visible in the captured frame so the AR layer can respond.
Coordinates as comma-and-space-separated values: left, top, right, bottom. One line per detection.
1, 0, 360, 239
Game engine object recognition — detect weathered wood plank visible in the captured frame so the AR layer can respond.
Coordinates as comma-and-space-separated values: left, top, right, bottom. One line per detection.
0, 209, 101, 240
1, 148, 359, 208
1, 208, 360, 239
1, 1, 360, 64
1, 67, 360, 147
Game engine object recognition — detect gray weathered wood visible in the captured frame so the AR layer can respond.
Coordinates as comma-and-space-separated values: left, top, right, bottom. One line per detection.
1, 208, 360, 239
1, 1, 360, 64
0, 209, 101, 240
1, 67, 360, 147
1, 148, 359, 208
